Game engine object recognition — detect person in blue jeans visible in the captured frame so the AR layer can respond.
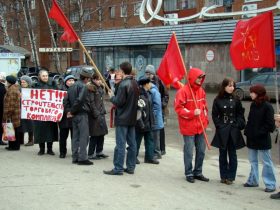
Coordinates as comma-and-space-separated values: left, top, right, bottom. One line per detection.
135, 77, 159, 165
103, 61, 140, 175
244, 84, 276, 193
174, 68, 209, 183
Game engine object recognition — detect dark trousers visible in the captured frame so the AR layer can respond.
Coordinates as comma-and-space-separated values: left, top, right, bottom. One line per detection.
39, 142, 53, 151
88, 135, 104, 156
59, 128, 73, 155
136, 131, 154, 160
219, 137, 237, 181
160, 127, 166, 152
8, 127, 21, 150
18, 132, 33, 144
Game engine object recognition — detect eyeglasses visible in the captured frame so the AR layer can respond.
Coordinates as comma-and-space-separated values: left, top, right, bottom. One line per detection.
198, 75, 205, 79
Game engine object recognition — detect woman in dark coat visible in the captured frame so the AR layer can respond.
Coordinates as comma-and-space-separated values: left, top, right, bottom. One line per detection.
211, 78, 246, 185
243, 84, 276, 193
33, 70, 58, 155
87, 73, 108, 159
58, 75, 75, 158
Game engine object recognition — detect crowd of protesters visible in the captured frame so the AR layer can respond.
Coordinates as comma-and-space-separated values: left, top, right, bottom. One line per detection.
0, 61, 280, 200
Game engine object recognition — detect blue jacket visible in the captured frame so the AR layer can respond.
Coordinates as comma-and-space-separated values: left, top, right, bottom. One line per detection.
149, 84, 164, 130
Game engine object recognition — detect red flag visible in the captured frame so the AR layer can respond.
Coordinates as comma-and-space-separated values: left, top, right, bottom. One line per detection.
48, 0, 79, 43
230, 11, 275, 70
157, 33, 186, 89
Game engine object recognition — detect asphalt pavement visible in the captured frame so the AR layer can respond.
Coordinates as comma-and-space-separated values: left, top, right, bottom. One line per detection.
0, 90, 279, 210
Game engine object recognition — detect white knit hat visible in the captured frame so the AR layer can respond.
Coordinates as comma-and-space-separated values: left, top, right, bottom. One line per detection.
0, 72, 6, 84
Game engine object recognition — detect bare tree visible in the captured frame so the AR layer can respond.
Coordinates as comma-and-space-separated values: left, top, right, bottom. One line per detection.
41, 0, 61, 73
0, 2, 13, 45
20, 0, 40, 67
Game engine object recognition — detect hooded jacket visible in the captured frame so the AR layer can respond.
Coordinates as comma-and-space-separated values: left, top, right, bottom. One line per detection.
174, 68, 208, 135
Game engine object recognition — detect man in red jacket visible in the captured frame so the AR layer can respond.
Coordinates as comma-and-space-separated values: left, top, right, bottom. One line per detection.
174, 67, 209, 183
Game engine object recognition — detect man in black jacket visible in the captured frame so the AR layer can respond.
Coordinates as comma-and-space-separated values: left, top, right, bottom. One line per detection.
64, 68, 93, 165
104, 62, 140, 175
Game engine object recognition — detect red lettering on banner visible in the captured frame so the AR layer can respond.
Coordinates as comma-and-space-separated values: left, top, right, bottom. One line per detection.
40, 90, 46, 100
47, 89, 56, 100
30, 89, 38, 99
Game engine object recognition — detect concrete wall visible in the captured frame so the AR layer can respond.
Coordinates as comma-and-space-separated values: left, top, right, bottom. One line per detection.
186, 43, 239, 90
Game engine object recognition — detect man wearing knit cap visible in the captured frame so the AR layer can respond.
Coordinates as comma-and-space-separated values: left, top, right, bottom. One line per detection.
0, 72, 7, 145
3, 75, 21, 150
64, 68, 94, 165
58, 74, 75, 158
145, 64, 169, 157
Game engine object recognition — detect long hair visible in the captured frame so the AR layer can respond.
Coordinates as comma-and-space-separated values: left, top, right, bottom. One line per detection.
216, 77, 236, 99
249, 84, 269, 105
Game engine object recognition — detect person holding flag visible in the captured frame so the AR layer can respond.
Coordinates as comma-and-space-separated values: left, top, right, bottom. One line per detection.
174, 67, 209, 183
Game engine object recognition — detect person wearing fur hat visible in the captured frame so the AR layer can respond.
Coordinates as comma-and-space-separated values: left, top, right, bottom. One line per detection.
18, 75, 34, 146
87, 73, 109, 160
58, 75, 75, 158
244, 84, 276, 193
0, 72, 7, 145
2, 75, 21, 150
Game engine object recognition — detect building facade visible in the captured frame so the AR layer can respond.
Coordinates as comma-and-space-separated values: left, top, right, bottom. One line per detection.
1, 0, 279, 85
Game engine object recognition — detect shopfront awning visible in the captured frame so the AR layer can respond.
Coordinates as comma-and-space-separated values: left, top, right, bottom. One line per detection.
0, 45, 31, 57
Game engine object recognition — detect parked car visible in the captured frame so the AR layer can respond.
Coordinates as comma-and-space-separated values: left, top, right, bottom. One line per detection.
17, 66, 62, 85
65, 65, 95, 79
235, 72, 280, 100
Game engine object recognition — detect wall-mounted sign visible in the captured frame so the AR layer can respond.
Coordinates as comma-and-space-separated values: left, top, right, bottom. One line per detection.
39, 48, 73, 52
206, 50, 215, 62
244, 0, 262, 3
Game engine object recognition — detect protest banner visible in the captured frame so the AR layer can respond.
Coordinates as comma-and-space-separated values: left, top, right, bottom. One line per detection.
21, 88, 67, 122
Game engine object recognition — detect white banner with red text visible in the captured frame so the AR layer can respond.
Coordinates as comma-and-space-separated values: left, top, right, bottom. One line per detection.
21, 88, 67, 122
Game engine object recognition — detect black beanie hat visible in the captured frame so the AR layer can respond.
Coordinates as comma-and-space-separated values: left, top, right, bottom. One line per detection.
6, 75, 17, 85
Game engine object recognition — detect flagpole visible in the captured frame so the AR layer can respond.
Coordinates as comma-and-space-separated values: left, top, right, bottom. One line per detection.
173, 32, 211, 150
77, 39, 110, 91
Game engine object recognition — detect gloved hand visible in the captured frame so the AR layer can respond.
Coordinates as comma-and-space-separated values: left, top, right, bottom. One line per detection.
194, 109, 201, 116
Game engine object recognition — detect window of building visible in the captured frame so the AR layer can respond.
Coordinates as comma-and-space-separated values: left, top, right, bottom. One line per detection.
121, 4, 127, 17
98, 7, 103, 21
134, 2, 141, 16
205, 0, 223, 6
0, 4, 7, 13
84, 8, 91, 21
164, 0, 177, 11
70, 11, 79, 23
15, 1, 20, 11
30, 0, 35, 9
24, 36, 28, 45
9, 4, 13, 12
9, 20, 13, 29
178, 0, 196, 9
109, 6, 115, 18
30, 16, 36, 27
